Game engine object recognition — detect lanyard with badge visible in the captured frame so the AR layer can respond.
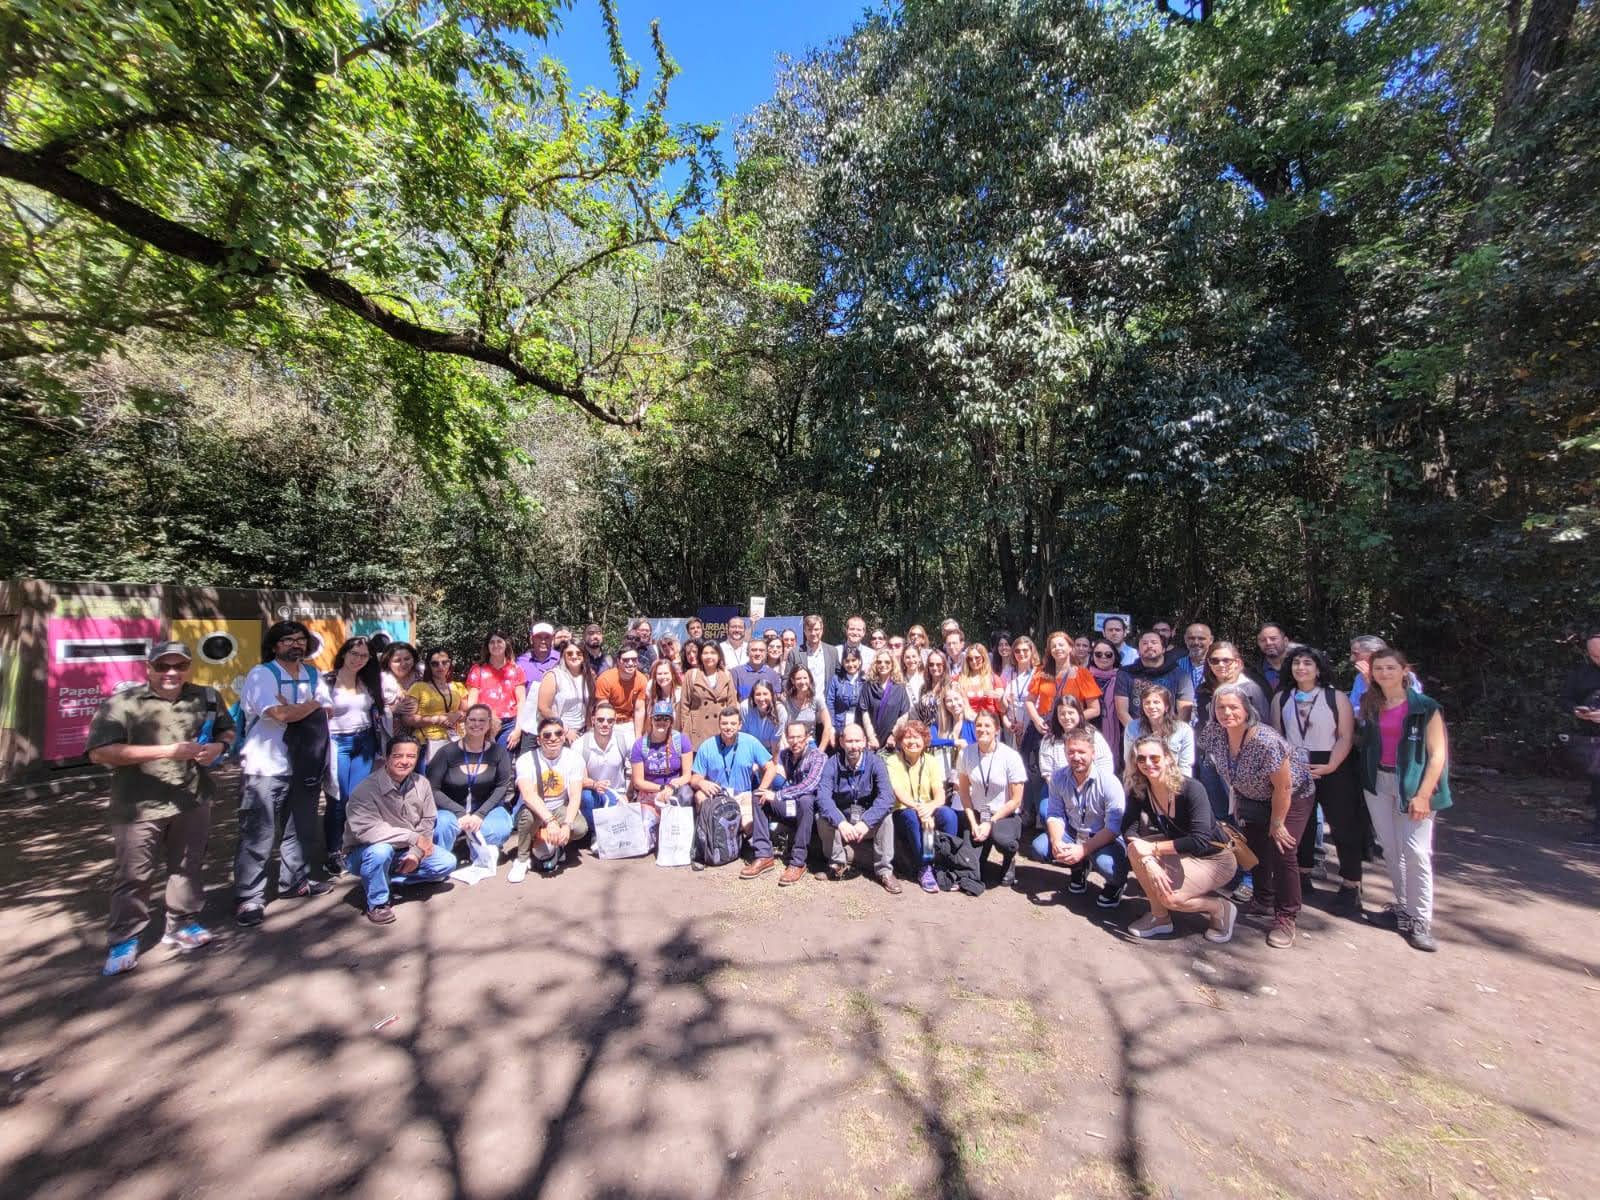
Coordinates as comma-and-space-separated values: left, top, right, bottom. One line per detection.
461, 746, 486, 813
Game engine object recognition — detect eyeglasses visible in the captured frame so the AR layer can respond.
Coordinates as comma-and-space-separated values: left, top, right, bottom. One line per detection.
1207, 656, 1236, 665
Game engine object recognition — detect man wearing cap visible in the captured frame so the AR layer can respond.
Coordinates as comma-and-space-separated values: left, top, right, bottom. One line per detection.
88, 641, 236, 975
516, 622, 560, 689
233, 620, 336, 929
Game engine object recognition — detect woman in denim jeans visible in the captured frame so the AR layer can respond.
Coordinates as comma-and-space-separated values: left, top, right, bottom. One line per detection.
325, 637, 383, 872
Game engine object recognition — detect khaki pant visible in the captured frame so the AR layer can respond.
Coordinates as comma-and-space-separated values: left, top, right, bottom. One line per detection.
514, 805, 590, 861
109, 806, 211, 945
1132, 847, 1236, 920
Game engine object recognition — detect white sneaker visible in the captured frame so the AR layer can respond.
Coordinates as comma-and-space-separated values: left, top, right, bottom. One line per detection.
507, 858, 529, 884
1205, 899, 1238, 944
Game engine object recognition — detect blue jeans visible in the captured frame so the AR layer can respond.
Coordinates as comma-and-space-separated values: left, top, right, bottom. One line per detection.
351, 840, 456, 908
328, 730, 377, 857
1027, 828, 1129, 889
893, 806, 960, 864
433, 806, 516, 855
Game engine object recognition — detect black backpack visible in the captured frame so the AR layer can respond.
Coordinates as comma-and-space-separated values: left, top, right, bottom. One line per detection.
695, 789, 744, 867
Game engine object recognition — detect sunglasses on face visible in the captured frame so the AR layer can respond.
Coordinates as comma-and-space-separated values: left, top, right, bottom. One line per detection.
594, 717, 615, 725
1135, 753, 1163, 763
152, 661, 189, 673
539, 731, 563, 741
1092, 650, 1113, 659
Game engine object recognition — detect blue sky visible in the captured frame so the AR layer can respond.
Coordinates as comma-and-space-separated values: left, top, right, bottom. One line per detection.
544, 1, 873, 156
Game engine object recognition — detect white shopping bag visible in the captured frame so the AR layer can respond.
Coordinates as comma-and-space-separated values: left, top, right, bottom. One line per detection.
656, 803, 694, 868
593, 802, 652, 859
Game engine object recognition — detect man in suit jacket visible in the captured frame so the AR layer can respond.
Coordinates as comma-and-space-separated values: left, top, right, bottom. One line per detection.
800, 614, 841, 687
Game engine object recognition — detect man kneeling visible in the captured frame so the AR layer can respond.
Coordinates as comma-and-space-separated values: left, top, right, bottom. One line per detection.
816, 723, 900, 893
1032, 726, 1129, 907
344, 737, 457, 924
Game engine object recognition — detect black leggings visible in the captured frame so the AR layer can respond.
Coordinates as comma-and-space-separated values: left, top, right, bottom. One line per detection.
1295, 755, 1367, 883
975, 815, 1023, 867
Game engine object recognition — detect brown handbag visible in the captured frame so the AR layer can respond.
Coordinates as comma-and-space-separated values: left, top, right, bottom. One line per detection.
1213, 820, 1258, 871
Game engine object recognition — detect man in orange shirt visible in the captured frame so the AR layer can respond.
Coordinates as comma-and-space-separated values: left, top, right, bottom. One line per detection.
595, 646, 648, 733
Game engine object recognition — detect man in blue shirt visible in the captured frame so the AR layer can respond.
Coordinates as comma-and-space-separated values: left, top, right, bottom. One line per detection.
1029, 728, 1128, 908
731, 637, 783, 701
690, 706, 779, 876
1175, 623, 1213, 717
815, 723, 900, 892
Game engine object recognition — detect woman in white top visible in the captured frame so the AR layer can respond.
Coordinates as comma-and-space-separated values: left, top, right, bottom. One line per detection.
1121, 685, 1196, 777
325, 636, 382, 870
380, 642, 420, 743
1272, 645, 1363, 917
1038, 694, 1115, 782
535, 639, 593, 745
956, 710, 1027, 885
900, 643, 927, 708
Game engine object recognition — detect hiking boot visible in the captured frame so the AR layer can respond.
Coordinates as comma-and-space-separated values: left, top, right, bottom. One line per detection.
918, 865, 938, 893
999, 860, 1017, 887
826, 864, 850, 882
507, 858, 530, 884
1266, 915, 1297, 949
290, 879, 334, 899
1231, 878, 1255, 904
740, 857, 776, 880
102, 938, 139, 977
1066, 869, 1089, 895
1244, 898, 1275, 921
877, 870, 903, 895
778, 864, 806, 886
161, 921, 213, 952
1330, 885, 1363, 919
1096, 882, 1125, 909
235, 904, 264, 928
366, 904, 396, 926
1204, 900, 1238, 944
1129, 914, 1174, 939
325, 852, 347, 876
1407, 918, 1438, 952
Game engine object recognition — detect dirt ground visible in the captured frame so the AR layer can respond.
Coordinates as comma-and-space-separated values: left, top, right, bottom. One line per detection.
0, 768, 1596, 1200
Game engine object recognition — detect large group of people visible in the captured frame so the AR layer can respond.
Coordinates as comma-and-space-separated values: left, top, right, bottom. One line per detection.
84, 609, 1600, 976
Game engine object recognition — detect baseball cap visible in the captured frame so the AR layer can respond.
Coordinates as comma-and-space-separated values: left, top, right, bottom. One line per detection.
146, 640, 193, 663
651, 700, 675, 719
530, 622, 555, 637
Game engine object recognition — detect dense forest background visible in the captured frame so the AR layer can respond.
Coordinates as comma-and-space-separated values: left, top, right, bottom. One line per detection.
2, 0, 1596, 761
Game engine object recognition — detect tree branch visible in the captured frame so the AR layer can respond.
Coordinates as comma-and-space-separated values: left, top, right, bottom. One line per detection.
0, 142, 643, 427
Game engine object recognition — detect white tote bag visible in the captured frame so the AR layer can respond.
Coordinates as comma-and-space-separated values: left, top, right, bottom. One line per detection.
593, 802, 653, 860
656, 803, 695, 868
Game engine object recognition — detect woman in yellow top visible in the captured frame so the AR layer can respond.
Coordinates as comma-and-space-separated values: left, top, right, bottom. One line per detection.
407, 647, 467, 769
887, 719, 961, 894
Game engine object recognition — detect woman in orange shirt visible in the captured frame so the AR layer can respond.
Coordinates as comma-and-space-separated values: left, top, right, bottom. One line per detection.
1028, 631, 1103, 733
